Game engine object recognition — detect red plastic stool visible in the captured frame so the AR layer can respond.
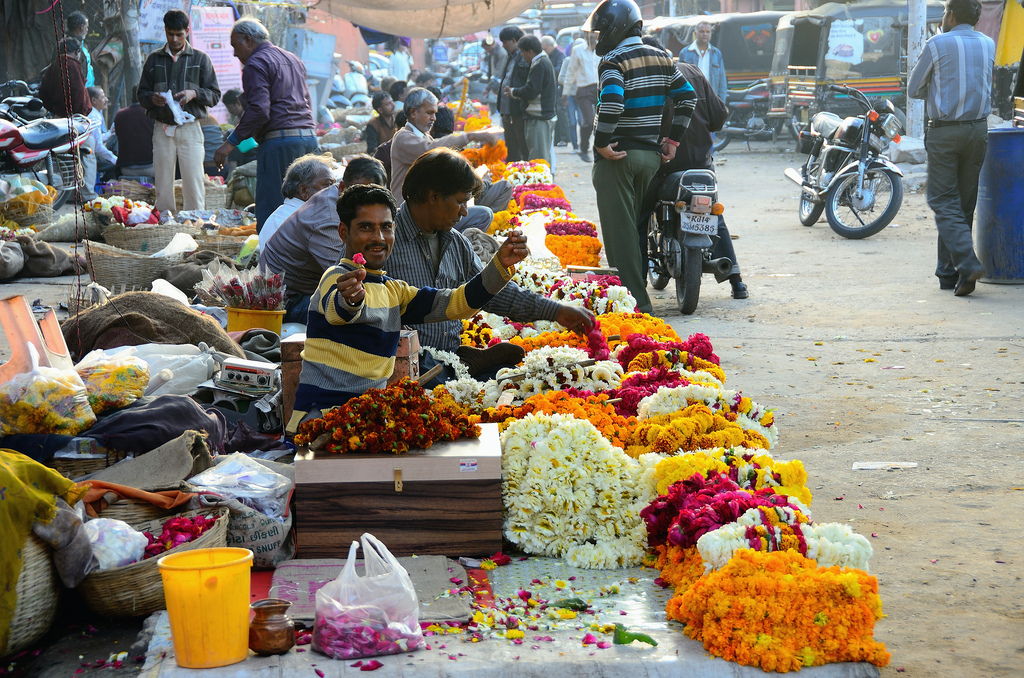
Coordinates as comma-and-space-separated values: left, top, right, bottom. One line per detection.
0, 295, 74, 383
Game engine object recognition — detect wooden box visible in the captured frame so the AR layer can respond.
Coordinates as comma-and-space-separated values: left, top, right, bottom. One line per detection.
281, 329, 420, 424
294, 423, 503, 558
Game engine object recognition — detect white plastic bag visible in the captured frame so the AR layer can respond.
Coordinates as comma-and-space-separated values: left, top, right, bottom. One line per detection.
130, 344, 217, 396
83, 518, 148, 570
188, 453, 292, 518
0, 344, 97, 435
312, 534, 423, 660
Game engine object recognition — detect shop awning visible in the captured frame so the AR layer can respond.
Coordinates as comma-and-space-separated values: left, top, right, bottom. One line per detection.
319, 0, 537, 39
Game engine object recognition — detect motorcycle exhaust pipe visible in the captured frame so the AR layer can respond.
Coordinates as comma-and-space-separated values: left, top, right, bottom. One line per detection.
720, 126, 747, 135
703, 257, 734, 283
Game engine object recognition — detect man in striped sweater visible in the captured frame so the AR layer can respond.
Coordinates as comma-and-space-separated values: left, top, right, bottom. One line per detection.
286, 183, 529, 433
584, 0, 696, 313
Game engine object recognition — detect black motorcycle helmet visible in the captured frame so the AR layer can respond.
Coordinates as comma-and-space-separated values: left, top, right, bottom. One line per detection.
583, 0, 643, 56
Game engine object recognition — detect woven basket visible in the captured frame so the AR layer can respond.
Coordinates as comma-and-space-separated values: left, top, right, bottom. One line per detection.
3, 535, 59, 656
174, 178, 231, 212
98, 500, 181, 526
194, 233, 247, 257
103, 222, 200, 254
2, 199, 54, 229
77, 507, 229, 618
85, 241, 184, 291
101, 180, 156, 204
45, 456, 110, 479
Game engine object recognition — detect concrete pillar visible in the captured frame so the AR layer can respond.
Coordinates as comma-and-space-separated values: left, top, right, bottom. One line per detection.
907, 0, 928, 138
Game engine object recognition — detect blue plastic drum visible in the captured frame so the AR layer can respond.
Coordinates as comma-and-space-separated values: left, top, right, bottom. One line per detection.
975, 127, 1024, 283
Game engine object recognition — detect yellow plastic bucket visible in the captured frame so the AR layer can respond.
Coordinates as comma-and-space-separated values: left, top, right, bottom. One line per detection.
158, 547, 254, 668
226, 308, 285, 335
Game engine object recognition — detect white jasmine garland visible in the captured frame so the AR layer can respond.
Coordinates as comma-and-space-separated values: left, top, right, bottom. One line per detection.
422, 346, 471, 381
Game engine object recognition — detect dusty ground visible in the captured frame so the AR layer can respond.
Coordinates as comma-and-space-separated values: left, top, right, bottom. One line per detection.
2, 142, 1022, 676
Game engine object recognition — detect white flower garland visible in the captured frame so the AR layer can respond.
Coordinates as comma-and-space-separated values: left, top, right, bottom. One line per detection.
501, 413, 655, 568
421, 346, 471, 381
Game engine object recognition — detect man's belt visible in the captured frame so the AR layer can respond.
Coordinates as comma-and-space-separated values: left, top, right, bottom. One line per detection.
262, 128, 316, 141
927, 118, 986, 128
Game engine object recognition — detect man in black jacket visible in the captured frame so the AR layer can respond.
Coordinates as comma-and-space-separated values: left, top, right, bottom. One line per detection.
637, 43, 748, 300
497, 26, 530, 162
137, 9, 221, 213
506, 35, 557, 165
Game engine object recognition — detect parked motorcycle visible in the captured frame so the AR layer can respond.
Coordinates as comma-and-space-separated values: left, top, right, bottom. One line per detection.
0, 100, 93, 210
646, 169, 732, 315
713, 79, 798, 153
784, 84, 904, 239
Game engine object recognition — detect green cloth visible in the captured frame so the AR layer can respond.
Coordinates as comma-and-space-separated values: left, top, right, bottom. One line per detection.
0, 450, 88, 654
592, 149, 662, 312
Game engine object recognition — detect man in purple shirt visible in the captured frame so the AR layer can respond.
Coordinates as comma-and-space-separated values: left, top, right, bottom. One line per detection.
214, 17, 318, 232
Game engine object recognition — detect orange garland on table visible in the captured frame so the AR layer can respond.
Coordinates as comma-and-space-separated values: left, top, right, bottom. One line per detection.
544, 234, 603, 267
669, 549, 890, 672
620, 403, 770, 458
461, 142, 508, 182
514, 186, 567, 210
508, 312, 682, 354
478, 391, 636, 448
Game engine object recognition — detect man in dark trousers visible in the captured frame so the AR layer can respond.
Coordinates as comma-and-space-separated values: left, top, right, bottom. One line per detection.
541, 36, 570, 147
637, 36, 747, 300
505, 35, 557, 165
497, 26, 530, 163
908, 0, 995, 296
214, 17, 318, 233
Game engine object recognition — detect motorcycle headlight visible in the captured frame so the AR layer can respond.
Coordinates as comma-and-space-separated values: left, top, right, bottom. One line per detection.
880, 114, 902, 139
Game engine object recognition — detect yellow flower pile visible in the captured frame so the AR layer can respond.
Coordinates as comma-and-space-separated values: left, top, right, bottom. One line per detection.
654, 450, 811, 505
622, 404, 770, 458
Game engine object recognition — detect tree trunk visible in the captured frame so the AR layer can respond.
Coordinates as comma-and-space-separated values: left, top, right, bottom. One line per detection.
120, 0, 142, 104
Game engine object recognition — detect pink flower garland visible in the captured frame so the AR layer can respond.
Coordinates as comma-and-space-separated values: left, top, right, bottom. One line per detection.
512, 183, 560, 201
521, 195, 573, 212
608, 367, 689, 416
545, 220, 598, 237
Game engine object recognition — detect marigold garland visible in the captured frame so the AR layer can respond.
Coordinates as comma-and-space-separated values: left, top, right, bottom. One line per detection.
670, 549, 890, 672
487, 210, 521, 236
626, 350, 726, 385
544, 234, 602, 267
480, 391, 636, 448
654, 450, 811, 505
622, 404, 770, 458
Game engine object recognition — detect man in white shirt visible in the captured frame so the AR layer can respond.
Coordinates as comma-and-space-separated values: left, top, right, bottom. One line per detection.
259, 154, 334, 252
560, 34, 599, 162
679, 21, 727, 105
388, 39, 413, 82
86, 87, 117, 184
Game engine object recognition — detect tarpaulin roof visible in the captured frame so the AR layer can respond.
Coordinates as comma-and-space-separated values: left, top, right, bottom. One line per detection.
319, 0, 537, 39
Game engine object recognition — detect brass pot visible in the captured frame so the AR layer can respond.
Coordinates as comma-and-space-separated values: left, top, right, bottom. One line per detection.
248, 598, 295, 656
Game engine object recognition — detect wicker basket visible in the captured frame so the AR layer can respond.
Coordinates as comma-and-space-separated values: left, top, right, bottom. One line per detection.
77, 507, 229, 618
3, 535, 59, 656
101, 180, 156, 204
194, 233, 247, 257
2, 198, 54, 229
98, 500, 181, 526
45, 456, 110, 479
85, 241, 185, 291
174, 178, 231, 212
103, 222, 200, 254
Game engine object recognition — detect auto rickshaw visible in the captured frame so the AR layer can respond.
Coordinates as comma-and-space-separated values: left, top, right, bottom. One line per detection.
768, 0, 944, 130
646, 11, 786, 90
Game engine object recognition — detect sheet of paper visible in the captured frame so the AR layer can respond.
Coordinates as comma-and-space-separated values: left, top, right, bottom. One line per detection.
163, 90, 195, 126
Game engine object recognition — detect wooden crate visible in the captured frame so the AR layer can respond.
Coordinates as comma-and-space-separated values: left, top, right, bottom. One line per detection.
294, 423, 502, 558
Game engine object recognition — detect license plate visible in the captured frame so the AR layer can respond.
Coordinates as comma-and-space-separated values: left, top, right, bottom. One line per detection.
678, 212, 719, 235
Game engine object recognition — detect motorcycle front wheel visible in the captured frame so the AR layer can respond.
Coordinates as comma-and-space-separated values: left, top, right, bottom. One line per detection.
799, 193, 825, 226
647, 215, 671, 290
825, 168, 903, 239
675, 244, 703, 315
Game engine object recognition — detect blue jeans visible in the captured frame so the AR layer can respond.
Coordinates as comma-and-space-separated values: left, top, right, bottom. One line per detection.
566, 96, 580, 149
256, 135, 319, 232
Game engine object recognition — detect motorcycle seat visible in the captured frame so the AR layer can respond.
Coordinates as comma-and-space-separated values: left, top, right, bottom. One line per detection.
19, 119, 74, 150
810, 111, 843, 140
725, 82, 768, 104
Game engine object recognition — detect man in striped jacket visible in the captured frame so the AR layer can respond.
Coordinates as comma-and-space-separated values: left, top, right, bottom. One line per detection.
584, 0, 696, 313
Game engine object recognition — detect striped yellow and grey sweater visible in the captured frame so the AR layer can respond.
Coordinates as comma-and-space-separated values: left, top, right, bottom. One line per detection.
287, 255, 513, 432
593, 36, 697, 153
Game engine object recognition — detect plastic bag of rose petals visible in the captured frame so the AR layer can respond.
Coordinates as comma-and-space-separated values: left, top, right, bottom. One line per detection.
312, 533, 423, 660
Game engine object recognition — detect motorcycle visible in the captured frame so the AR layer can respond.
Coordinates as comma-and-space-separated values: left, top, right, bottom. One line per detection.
0, 100, 93, 211
784, 84, 905, 239
713, 79, 799, 153
646, 169, 733, 315
0, 80, 46, 123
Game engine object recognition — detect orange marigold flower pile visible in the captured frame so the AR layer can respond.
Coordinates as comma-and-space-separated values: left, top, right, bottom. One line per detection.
626, 350, 726, 384
479, 391, 636, 448
460, 141, 507, 181
544, 234, 603, 267
622, 404, 770, 457
670, 549, 890, 672
508, 312, 680, 353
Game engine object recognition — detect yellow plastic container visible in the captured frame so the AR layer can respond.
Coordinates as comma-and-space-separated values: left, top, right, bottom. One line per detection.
158, 547, 254, 668
226, 308, 285, 335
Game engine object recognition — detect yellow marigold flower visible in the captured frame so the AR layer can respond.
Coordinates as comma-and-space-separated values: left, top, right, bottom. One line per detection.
505, 629, 525, 640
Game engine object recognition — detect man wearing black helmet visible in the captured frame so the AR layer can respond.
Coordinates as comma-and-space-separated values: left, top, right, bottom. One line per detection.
584, 0, 697, 314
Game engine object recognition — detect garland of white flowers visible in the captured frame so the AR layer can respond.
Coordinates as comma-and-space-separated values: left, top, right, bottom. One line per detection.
421, 346, 471, 381
697, 507, 872, 573
502, 413, 662, 568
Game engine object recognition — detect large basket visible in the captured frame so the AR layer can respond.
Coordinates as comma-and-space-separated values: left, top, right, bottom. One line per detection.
77, 507, 229, 618
2, 197, 54, 229
3, 535, 59, 656
103, 222, 200, 254
175, 177, 231, 212
100, 179, 156, 204
85, 241, 185, 291
194, 233, 247, 257
45, 456, 109, 480
98, 500, 181, 526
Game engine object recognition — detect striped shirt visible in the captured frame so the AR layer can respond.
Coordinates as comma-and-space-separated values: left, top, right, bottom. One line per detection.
383, 203, 562, 352
908, 24, 995, 122
593, 36, 696, 152
287, 253, 513, 431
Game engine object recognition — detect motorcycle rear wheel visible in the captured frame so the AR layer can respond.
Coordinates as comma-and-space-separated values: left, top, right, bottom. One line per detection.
647, 215, 671, 290
799, 193, 825, 226
825, 168, 903, 239
712, 134, 731, 153
676, 245, 703, 315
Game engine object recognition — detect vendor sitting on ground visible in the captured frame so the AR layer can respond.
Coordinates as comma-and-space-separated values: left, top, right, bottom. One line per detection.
382, 147, 595, 380
286, 183, 528, 433
258, 154, 336, 252
262, 155, 389, 324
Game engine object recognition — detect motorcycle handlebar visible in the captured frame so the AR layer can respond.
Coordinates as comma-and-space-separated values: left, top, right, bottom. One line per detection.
829, 84, 847, 94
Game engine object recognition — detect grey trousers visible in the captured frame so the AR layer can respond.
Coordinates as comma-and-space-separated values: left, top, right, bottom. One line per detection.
925, 121, 988, 281
454, 205, 494, 233
524, 117, 555, 166
478, 178, 513, 213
